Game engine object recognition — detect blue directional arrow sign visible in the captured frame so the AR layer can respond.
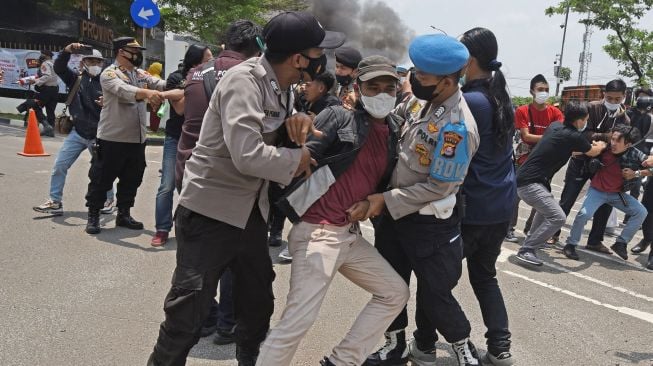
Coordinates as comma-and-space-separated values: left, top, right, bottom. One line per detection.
130, 0, 161, 29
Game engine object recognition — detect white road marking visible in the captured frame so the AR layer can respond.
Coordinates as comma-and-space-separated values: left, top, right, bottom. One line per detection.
502, 270, 653, 325
500, 248, 653, 303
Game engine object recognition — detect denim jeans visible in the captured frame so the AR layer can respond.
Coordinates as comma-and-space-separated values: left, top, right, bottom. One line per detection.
517, 183, 566, 253
50, 128, 113, 203
155, 135, 178, 232
566, 187, 648, 246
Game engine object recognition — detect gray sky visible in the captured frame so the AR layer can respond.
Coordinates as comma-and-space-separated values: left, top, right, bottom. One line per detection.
377, 0, 653, 97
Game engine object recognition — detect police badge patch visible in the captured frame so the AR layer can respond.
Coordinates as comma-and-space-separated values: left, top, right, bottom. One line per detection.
441, 131, 463, 158
270, 79, 280, 93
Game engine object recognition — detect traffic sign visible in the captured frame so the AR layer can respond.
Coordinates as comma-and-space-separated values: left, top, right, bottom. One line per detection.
130, 0, 160, 29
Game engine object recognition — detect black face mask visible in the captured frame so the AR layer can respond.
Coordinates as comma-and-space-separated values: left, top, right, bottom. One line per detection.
299, 54, 327, 82
336, 74, 352, 87
122, 49, 144, 67
410, 72, 444, 101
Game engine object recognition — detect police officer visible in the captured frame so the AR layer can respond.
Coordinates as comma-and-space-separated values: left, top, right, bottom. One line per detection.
84, 37, 168, 234
363, 34, 481, 366
30, 50, 59, 137
147, 11, 344, 366
334, 46, 362, 110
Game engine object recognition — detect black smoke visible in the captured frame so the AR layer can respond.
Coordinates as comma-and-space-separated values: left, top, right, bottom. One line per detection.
310, 0, 414, 63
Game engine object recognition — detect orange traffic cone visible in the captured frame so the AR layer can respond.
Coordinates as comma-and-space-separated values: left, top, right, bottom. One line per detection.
18, 109, 50, 157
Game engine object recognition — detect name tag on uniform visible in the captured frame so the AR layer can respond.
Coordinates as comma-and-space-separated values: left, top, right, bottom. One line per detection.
429, 120, 470, 182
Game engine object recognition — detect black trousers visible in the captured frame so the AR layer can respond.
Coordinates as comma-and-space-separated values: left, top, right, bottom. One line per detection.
461, 222, 512, 355
641, 180, 653, 241
557, 157, 611, 244
374, 212, 471, 344
148, 206, 274, 366
85, 139, 146, 210
267, 182, 286, 236
35, 85, 59, 127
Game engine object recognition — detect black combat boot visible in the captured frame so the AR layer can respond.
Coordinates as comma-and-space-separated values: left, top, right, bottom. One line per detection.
116, 207, 144, 230
86, 209, 101, 234
236, 345, 258, 366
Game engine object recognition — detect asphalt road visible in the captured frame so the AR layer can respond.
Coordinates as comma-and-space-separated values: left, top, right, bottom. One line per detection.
0, 124, 651, 366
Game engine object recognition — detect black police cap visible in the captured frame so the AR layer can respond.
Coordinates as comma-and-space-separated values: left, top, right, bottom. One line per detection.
113, 37, 147, 51
263, 11, 345, 54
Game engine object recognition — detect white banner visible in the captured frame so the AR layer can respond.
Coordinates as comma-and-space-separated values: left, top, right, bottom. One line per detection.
0, 48, 86, 94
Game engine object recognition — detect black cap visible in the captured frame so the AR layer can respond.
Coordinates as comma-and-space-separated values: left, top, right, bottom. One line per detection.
112, 36, 146, 51
335, 47, 362, 69
263, 11, 346, 54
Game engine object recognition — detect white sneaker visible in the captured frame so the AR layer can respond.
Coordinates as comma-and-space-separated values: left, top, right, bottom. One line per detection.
33, 199, 63, 216
100, 198, 115, 214
278, 246, 292, 261
451, 338, 480, 366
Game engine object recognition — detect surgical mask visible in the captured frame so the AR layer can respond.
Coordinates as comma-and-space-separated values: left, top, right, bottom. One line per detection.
604, 100, 620, 112
360, 92, 396, 119
84, 65, 102, 77
410, 73, 443, 101
299, 54, 326, 82
534, 91, 549, 105
336, 74, 352, 86
459, 74, 466, 87
122, 49, 143, 67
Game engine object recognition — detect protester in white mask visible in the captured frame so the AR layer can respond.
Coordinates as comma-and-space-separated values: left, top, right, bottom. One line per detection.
256, 55, 409, 366
33, 43, 114, 217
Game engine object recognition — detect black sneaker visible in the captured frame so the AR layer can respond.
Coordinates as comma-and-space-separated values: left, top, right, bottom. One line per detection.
213, 328, 235, 345
562, 244, 580, 260
504, 230, 519, 243
610, 242, 628, 260
450, 338, 480, 366
267, 233, 282, 247
647, 253, 653, 270
515, 251, 543, 266
631, 239, 651, 254
320, 356, 336, 366
363, 330, 409, 365
85, 209, 101, 235
236, 346, 258, 366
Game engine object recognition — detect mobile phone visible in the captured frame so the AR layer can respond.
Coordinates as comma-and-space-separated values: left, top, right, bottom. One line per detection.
75, 45, 93, 55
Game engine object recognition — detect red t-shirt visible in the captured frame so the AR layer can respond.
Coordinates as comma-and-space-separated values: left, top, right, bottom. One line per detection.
591, 151, 623, 193
515, 104, 564, 143
302, 122, 389, 226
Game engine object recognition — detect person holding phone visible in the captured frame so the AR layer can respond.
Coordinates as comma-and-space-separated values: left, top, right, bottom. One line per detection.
33, 43, 115, 216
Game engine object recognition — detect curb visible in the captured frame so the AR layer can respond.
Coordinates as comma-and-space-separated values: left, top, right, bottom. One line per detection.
0, 118, 165, 146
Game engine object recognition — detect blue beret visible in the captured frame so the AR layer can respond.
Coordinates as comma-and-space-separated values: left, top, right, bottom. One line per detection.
409, 34, 469, 76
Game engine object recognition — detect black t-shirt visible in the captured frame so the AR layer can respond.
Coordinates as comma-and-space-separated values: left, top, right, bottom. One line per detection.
516, 123, 592, 188
165, 70, 185, 139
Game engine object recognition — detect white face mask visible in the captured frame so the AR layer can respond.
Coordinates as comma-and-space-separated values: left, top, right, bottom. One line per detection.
85, 65, 102, 77
604, 100, 620, 112
360, 93, 396, 119
534, 91, 549, 105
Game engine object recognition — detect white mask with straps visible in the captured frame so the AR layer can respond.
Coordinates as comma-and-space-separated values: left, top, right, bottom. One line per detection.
360, 93, 396, 119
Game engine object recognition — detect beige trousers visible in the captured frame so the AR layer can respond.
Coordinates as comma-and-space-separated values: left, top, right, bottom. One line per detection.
256, 221, 410, 366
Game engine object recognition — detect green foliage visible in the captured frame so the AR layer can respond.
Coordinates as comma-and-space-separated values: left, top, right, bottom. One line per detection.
559, 66, 572, 82
546, 0, 653, 86
159, 0, 309, 45
512, 96, 533, 107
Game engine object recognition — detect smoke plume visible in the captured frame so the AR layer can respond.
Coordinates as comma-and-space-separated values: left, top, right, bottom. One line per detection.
310, 0, 415, 63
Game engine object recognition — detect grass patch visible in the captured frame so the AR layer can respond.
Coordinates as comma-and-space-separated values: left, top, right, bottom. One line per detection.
0, 112, 23, 121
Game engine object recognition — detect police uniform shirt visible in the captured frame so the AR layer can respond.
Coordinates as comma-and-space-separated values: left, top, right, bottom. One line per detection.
97, 63, 165, 143
384, 90, 480, 219
178, 56, 303, 229
34, 60, 59, 87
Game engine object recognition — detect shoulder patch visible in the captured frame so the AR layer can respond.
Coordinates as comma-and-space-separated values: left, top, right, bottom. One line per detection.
270, 79, 280, 93
434, 106, 446, 119
105, 70, 116, 79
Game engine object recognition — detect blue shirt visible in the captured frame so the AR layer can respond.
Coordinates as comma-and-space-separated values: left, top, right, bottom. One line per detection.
461, 79, 516, 225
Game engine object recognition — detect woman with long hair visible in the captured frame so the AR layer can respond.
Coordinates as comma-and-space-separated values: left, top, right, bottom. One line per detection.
458, 27, 516, 366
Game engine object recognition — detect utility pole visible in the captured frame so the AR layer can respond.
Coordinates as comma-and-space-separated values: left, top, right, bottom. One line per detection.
555, 4, 570, 97
577, 18, 593, 86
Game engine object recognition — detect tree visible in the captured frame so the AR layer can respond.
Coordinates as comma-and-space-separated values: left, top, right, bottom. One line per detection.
511, 96, 533, 107
159, 0, 309, 45
559, 66, 572, 82
546, 0, 653, 87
